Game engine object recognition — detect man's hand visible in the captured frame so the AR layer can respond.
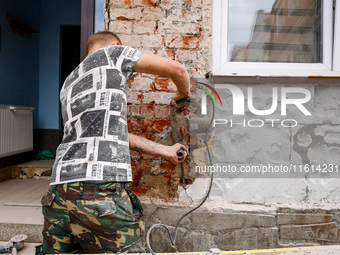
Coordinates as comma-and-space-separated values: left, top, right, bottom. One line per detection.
129, 134, 188, 163
171, 91, 190, 108
163, 143, 188, 164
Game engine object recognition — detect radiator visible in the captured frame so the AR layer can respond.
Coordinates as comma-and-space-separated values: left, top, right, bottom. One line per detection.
0, 105, 35, 158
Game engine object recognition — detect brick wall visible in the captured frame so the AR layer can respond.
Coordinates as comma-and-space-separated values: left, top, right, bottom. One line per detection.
106, 0, 340, 206
106, 0, 212, 197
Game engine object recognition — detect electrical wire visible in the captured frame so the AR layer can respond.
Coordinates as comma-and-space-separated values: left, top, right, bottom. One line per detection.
146, 96, 215, 255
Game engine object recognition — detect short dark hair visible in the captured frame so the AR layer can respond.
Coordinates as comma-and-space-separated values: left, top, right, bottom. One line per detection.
86, 31, 122, 54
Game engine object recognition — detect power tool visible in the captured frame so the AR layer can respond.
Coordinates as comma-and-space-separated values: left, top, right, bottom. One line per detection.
146, 91, 215, 254
170, 97, 213, 160
0, 235, 27, 255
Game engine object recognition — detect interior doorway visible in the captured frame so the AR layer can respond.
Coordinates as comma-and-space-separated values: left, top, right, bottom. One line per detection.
59, 25, 81, 141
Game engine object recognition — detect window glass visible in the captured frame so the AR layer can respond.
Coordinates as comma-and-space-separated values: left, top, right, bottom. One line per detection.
228, 0, 322, 63
94, 0, 105, 32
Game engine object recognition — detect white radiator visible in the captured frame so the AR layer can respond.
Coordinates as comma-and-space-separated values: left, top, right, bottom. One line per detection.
0, 105, 35, 158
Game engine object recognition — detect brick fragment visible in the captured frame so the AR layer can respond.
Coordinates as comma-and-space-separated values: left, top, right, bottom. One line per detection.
134, 21, 156, 34
155, 105, 170, 119
175, 50, 197, 62
134, 0, 158, 7
142, 119, 171, 132
119, 34, 141, 48
140, 104, 155, 119
158, 21, 200, 35
110, 7, 143, 20
130, 76, 154, 91
142, 7, 166, 20
110, 0, 131, 7
143, 92, 173, 104
140, 35, 164, 48
109, 20, 133, 34
127, 91, 143, 104
165, 35, 199, 49
127, 119, 142, 132
160, 162, 177, 172
154, 78, 176, 92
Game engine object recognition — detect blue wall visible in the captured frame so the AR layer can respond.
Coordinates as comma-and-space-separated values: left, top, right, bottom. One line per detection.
39, 0, 81, 129
0, 0, 81, 129
0, 1, 41, 127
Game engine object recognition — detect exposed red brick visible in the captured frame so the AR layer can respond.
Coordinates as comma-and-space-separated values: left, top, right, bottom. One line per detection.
142, 0, 157, 7
130, 172, 140, 187
116, 16, 135, 21
190, 78, 198, 92
183, 36, 199, 48
166, 50, 175, 58
128, 76, 135, 88
164, 175, 172, 187
127, 119, 142, 132
135, 132, 153, 140
128, 105, 141, 117
154, 78, 176, 92
154, 105, 170, 119
124, 0, 132, 5
138, 159, 152, 173
140, 105, 155, 119
154, 78, 171, 91
142, 119, 171, 133
127, 91, 143, 105
160, 162, 177, 172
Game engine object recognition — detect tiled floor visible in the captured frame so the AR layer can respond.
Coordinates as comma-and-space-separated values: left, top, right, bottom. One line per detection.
0, 178, 49, 225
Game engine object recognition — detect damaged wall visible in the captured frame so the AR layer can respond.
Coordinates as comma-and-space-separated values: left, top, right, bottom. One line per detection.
105, 0, 340, 206
105, 0, 212, 197
105, 0, 340, 250
210, 83, 340, 206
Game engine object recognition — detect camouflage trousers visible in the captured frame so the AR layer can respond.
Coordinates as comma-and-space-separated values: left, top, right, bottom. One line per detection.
41, 182, 145, 254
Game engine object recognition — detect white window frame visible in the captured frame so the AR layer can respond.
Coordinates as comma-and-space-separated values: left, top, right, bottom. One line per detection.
213, 0, 340, 77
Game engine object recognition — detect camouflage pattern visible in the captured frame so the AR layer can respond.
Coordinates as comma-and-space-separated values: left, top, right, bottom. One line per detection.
41, 182, 145, 254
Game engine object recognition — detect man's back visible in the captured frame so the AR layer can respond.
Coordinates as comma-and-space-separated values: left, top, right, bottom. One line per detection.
52, 46, 142, 185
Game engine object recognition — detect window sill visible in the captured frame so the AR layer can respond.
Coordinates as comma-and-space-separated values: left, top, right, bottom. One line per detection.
209, 75, 340, 85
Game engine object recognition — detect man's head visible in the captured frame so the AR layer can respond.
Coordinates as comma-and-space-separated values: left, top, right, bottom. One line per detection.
86, 31, 122, 56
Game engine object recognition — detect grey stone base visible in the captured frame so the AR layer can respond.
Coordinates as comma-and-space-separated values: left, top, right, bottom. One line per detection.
0, 223, 43, 243
142, 202, 340, 252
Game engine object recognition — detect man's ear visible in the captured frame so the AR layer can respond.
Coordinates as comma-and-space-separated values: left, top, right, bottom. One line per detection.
110, 40, 120, 46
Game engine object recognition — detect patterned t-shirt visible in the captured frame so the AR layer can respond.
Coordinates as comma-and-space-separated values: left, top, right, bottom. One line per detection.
51, 46, 143, 185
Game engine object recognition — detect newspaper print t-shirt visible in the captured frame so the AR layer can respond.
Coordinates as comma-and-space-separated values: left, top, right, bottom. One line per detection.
51, 46, 143, 185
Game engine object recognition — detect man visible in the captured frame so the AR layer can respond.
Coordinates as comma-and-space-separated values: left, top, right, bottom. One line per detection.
40, 31, 190, 254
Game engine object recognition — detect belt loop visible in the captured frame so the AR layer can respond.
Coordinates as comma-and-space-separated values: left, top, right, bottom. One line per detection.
49, 184, 57, 193
116, 183, 122, 193
79, 182, 84, 197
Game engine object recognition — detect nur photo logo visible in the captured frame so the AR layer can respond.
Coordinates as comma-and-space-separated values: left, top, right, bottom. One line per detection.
197, 82, 222, 115
197, 82, 312, 128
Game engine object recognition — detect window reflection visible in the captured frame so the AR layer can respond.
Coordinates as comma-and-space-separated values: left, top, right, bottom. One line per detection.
95, 0, 105, 32
228, 0, 321, 63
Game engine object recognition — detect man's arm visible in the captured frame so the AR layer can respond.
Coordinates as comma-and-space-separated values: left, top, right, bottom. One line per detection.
129, 133, 187, 164
134, 54, 190, 106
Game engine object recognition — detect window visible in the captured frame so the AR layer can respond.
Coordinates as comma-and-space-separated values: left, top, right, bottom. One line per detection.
94, 0, 105, 32
213, 0, 340, 77
80, 0, 105, 60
